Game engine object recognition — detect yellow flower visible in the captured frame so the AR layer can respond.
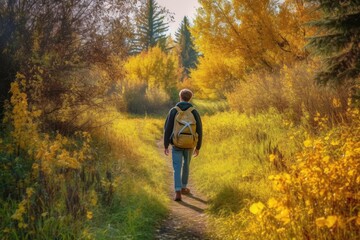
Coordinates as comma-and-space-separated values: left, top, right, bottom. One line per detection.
267, 198, 278, 208
269, 154, 276, 163
250, 202, 265, 215
26, 187, 34, 197
303, 139, 312, 147
18, 223, 28, 229
275, 208, 290, 224
86, 211, 93, 220
332, 98, 341, 108
315, 217, 326, 227
316, 216, 338, 228
325, 216, 337, 228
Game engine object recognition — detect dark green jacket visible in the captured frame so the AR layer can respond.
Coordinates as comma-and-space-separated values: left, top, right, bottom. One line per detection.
164, 102, 202, 150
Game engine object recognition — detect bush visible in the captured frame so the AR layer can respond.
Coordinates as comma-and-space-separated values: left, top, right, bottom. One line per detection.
248, 107, 360, 240
227, 62, 349, 124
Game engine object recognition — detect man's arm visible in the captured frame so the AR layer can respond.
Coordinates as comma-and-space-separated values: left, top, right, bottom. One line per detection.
192, 109, 202, 151
164, 108, 176, 150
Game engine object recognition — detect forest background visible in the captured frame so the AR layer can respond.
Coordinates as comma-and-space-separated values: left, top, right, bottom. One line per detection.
0, 0, 359, 239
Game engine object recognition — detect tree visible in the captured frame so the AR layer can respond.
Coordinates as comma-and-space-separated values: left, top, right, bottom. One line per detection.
0, 0, 138, 131
191, 0, 315, 99
124, 46, 178, 113
175, 16, 199, 80
306, 0, 360, 86
131, 0, 169, 54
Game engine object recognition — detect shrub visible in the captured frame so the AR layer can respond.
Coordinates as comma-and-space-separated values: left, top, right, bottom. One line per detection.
227, 62, 349, 124
248, 107, 360, 239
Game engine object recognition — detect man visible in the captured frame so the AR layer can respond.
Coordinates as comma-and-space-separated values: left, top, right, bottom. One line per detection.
164, 89, 202, 201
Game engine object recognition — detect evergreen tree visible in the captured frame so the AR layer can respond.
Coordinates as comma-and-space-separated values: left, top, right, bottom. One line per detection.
175, 16, 198, 80
307, 0, 360, 85
131, 0, 169, 54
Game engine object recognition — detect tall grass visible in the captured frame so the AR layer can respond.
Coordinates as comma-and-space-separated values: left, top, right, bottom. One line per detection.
86, 114, 169, 239
191, 106, 359, 239
192, 99, 229, 115
192, 111, 300, 214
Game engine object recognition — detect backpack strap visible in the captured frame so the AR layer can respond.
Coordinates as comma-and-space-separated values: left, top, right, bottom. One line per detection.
186, 107, 194, 112
174, 106, 182, 112
177, 120, 194, 136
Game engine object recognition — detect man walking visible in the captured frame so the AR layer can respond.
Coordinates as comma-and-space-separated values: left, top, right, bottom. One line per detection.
164, 89, 202, 201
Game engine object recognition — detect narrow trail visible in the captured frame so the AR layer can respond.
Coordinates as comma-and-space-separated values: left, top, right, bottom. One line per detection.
155, 141, 210, 240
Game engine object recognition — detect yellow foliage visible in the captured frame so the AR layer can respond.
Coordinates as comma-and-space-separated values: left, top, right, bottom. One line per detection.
252, 108, 360, 239
191, 50, 244, 99
5, 76, 96, 233
315, 215, 338, 228
227, 62, 348, 122
124, 46, 178, 93
191, 0, 318, 98
249, 202, 265, 215
86, 211, 93, 220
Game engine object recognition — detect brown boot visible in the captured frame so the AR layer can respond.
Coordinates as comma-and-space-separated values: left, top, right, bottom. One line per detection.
174, 191, 182, 201
181, 188, 190, 195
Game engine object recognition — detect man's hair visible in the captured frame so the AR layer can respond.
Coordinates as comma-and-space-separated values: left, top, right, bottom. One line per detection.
179, 89, 193, 102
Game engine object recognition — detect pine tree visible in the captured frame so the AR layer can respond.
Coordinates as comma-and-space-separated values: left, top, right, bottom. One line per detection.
175, 16, 199, 80
306, 0, 360, 85
131, 0, 169, 54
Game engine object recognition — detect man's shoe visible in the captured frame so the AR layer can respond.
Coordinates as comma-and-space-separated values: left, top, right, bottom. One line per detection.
181, 188, 190, 195
174, 191, 182, 201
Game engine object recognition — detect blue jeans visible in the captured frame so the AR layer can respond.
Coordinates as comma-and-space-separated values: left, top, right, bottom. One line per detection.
172, 147, 192, 191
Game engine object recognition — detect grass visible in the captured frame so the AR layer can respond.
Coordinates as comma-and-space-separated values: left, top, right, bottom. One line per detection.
85, 113, 169, 240
192, 99, 229, 115
190, 110, 302, 238
0, 107, 169, 240
190, 107, 359, 240
3, 94, 358, 240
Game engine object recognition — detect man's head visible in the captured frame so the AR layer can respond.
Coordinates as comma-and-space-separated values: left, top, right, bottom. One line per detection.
179, 89, 193, 102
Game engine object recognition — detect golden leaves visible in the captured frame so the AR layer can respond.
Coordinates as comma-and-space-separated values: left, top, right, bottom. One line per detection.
252, 106, 360, 238
250, 202, 265, 215
275, 208, 290, 225
303, 139, 312, 147
267, 198, 278, 208
269, 154, 276, 163
315, 216, 338, 228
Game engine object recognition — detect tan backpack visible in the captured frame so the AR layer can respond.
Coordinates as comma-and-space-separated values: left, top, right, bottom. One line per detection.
172, 106, 198, 149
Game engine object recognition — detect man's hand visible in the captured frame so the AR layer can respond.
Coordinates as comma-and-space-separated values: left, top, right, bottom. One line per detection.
193, 149, 199, 157
164, 148, 169, 156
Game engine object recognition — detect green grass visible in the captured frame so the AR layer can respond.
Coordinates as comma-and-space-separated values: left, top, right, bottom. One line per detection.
192, 99, 229, 115
191, 111, 302, 238
85, 115, 169, 240
0, 111, 169, 240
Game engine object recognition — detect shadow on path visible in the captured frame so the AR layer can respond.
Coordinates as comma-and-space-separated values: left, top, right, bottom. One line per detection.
177, 199, 205, 214
187, 193, 208, 204
155, 142, 210, 240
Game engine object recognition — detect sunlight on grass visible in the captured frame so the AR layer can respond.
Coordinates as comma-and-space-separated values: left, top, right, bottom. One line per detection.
87, 112, 169, 239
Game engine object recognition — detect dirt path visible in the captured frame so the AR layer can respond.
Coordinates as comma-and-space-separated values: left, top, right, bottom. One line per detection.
155, 142, 210, 240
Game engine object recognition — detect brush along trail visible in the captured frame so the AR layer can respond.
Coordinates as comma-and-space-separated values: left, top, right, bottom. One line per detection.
155, 141, 210, 240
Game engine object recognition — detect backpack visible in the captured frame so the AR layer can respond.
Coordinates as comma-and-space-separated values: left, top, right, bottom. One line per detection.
172, 106, 198, 149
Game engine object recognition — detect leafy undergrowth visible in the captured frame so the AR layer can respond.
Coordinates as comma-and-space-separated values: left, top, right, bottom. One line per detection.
0, 80, 168, 239
192, 108, 360, 239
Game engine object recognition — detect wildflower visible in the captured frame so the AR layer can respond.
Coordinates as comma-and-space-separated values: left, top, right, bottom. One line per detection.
250, 202, 265, 215
86, 211, 93, 220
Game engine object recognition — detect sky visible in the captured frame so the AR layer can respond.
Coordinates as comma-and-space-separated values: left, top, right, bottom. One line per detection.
156, 0, 201, 37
